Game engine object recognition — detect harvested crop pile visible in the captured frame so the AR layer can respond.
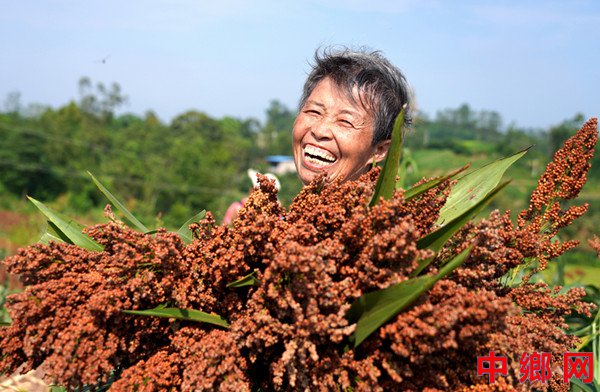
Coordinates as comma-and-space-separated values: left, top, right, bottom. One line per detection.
0, 118, 598, 391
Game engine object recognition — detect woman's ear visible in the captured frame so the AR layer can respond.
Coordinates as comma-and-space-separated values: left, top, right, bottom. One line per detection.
372, 139, 391, 163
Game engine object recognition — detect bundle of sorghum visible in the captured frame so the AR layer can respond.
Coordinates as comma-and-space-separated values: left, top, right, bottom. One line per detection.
0, 118, 597, 391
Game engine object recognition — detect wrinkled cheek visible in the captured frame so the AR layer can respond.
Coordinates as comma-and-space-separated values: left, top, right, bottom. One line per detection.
291, 131, 303, 153
291, 131, 300, 153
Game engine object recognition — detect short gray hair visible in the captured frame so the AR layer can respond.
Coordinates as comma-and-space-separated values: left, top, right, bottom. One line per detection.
299, 47, 412, 145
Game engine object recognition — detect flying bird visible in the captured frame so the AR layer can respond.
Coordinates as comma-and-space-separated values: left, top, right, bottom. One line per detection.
96, 55, 111, 64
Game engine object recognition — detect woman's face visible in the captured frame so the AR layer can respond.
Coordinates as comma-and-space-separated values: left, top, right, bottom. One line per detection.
292, 77, 390, 185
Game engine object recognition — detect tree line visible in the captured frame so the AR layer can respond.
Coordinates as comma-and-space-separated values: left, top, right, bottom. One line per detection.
0, 78, 596, 226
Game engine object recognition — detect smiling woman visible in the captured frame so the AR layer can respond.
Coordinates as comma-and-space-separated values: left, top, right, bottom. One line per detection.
293, 47, 412, 185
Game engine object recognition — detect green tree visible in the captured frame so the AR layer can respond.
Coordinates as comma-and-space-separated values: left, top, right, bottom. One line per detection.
261, 100, 296, 155
0, 120, 64, 199
78, 77, 128, 123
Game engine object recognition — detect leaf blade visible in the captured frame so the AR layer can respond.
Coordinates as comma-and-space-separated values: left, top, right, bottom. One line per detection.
404, 163, 470, 200
418, 181, 510, 253
88, 171, 149, 232
46, 221, 72, 244
436, 148, 529, 225
39, 231, 66, 245
369, 109, 405, 207
28, 197, 103, 251
226, 272, 259, 288
123, 306, 229, 328
410, 181, 508, 277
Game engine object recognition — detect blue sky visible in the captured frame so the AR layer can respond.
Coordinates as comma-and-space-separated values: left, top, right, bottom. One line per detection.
1, 0, 598, 129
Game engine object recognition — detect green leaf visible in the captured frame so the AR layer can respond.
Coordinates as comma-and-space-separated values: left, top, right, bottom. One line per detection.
47, 221, 73, 243
348, 246, 471, 347
396, 148, 418, 189
369, 109, 405, 207
88, 171, 149, 233
123, 306, 229, 328
176, 210, 206, 244
39, 232, 64, 245
418, 181, 509, 253
575, 307, 600, 350
28, 197, 103, 252
570, 379, 596, 392
404, 163, 470, 200
38, 222, 70, 245
577, 308, 600, 388
436, 147, 529, 225
412, 181, 509, 276
227, 272, 260, 288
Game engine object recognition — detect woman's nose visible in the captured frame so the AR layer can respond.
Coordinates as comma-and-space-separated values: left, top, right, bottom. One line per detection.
310, 118, 334, 140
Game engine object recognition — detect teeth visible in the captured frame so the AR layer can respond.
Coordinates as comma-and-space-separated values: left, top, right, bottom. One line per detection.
304, 145, 336, 162
306, 155, 331, 167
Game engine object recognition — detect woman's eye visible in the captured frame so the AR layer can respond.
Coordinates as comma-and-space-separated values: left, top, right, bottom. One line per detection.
340, 119, 354, 127
305, 109, 320, 115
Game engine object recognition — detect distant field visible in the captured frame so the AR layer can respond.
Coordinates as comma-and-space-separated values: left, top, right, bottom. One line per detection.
538, 262, 600, 287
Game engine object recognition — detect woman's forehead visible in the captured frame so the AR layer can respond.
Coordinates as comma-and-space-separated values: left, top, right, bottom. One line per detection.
308, 77, 374, 116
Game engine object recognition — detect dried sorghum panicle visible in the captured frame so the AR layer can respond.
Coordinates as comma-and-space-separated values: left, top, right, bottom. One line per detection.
113, 327, 251, 392
511, 118, 598, 275
520, 117, 597, 222
0, 222, 186, 388
375, 280, 516, 390
109, 350, 182, 392
510, 283, 594, 327
443, 211, 526, 293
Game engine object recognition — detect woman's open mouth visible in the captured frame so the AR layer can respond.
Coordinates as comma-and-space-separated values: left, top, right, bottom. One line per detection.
303, 144, 337, 169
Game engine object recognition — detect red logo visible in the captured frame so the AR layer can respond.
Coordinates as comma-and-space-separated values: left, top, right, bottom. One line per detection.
519, 351, 552, 384
477, 351, 508, 383
563, 352, 594, 384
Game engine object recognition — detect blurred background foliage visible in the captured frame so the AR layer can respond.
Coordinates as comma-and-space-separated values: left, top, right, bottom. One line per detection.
0, 78, 598, 328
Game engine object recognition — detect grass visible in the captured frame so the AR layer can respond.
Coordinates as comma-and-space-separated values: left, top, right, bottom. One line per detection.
537, 262, 600, 287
